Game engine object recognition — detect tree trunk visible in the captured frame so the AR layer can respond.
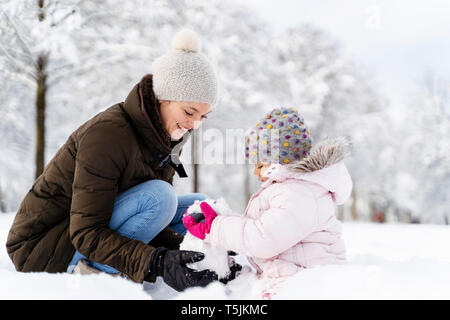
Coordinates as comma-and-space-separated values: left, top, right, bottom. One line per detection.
350, 188, 358, 220
244, 165, 252, 205
35, 54, 47, 179
0, 183, 6, 213
193, 163, 199, 193
192, 131, 199, 193
38, 0, 45, 21
337, 204, 344, 221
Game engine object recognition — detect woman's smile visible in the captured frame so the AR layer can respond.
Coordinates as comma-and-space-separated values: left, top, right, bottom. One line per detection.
175, 122, 189, 136
160, 100, 212, 140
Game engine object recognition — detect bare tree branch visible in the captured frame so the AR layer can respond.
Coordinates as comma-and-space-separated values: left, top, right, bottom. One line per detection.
2, 67, 36, 88
51, 9, 76, 27
2, 11, 37, 69
47, 53, 127, 86
0, 43, 37, 81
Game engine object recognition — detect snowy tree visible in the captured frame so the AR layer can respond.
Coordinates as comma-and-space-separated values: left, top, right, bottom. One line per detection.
164, 0, 280, 212
271, 24, 390, 221
0, 0, 175, 173
0, 70, 34, 212
5, 0, 442, 225
390, 72, 450, 223
0, 0, 172, 211
0, 0, 82, 178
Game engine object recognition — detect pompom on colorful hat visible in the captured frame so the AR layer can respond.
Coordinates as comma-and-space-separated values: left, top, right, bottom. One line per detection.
245, 107, 313, 165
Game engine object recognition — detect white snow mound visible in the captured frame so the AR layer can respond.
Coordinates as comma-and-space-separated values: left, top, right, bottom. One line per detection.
1, 212, 450, 299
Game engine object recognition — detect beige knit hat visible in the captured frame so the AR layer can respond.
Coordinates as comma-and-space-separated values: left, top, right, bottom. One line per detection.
151, 29, 218, 105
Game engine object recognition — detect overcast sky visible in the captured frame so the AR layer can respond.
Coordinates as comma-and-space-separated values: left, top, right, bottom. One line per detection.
240, 0, 450, 107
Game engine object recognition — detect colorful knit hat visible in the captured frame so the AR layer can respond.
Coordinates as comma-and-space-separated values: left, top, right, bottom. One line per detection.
245, 108, 313, 165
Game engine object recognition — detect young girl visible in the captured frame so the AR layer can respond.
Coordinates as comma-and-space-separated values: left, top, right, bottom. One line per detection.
183, 107, 353, 298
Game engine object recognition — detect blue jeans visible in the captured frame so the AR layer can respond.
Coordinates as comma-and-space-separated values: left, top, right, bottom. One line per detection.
67, 179, 207, 274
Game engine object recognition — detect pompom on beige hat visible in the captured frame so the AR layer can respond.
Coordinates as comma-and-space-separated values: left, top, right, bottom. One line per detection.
152, 28, 218, 105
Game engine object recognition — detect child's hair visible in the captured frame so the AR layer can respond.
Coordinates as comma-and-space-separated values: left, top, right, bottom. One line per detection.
245, 108, 312, 165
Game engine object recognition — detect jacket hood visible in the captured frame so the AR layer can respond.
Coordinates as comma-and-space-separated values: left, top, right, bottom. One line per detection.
261, 137, 353, 205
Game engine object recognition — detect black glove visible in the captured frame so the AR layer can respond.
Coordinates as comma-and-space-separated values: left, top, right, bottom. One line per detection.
219, 262, 243, 284
148, 247, 218, 292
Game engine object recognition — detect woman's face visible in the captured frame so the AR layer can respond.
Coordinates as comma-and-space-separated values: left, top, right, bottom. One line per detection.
159, 100, 212, 140
254, 162, 271, 182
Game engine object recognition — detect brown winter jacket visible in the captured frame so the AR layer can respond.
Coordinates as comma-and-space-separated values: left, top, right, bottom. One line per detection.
6, 75, 188, 283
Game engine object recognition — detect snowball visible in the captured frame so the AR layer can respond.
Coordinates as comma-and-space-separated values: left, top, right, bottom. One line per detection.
180, 198, 232, 279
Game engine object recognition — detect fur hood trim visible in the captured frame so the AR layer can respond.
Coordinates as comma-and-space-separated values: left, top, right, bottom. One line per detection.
289, 136, 351, 173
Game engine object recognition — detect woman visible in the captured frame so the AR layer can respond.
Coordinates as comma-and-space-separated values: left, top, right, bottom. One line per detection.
6, 29, 221, 292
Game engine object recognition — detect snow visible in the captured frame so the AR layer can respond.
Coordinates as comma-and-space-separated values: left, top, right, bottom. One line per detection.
1, 212, 449, 300
179, 198, 234, 279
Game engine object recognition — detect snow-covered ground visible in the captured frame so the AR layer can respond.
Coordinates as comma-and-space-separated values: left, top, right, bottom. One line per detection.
1, 211, 449, 300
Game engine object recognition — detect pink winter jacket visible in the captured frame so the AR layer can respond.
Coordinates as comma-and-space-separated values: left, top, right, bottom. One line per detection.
209, 138, 353, 278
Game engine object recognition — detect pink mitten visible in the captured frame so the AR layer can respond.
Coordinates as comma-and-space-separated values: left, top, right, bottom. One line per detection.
183, 202, 218, 240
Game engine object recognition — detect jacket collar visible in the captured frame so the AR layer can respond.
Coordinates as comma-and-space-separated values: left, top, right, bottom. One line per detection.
121, 82, 191, 177
122, 83, 171, 154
